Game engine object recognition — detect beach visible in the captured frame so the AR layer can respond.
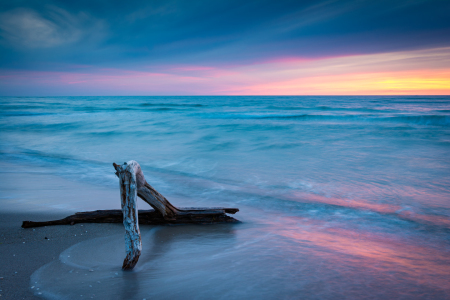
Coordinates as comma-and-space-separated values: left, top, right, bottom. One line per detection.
0, 162, 123, 299
1, 96, 450, 299
0, 213, 124, 299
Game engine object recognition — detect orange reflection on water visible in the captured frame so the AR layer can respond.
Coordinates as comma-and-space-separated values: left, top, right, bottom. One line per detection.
288, 191, 402, 213
268, 219, 450, 289
288, 190, 450, 228
396, 210, 450, 228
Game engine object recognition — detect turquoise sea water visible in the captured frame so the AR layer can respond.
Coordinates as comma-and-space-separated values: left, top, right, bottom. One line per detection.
1, 96, 450, 299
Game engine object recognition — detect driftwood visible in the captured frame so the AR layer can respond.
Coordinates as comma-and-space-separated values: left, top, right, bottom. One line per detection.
22, 160, 239, 270
21, 208, 239, 228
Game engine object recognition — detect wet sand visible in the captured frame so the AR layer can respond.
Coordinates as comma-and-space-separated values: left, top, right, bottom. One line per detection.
0, 162, 125, 299
0, 212, 124, 299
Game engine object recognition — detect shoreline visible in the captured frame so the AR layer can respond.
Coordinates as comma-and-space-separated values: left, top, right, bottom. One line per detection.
0, 161, 127, 299
0, 211, 125, 299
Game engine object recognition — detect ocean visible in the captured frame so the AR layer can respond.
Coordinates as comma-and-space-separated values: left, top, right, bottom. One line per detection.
1, 96, 450, 299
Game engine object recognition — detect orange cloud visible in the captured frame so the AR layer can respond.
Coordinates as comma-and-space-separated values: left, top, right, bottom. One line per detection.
232, 70, 450, 95
218, 47, 450, 95
1, 47, 449, 95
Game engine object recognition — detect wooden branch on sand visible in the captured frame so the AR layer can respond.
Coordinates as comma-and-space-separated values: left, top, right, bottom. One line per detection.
21, 208, 238, 228
22, 160, 239, 270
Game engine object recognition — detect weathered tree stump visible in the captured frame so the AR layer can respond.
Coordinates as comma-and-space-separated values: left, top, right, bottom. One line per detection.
116, 161, 142, 269
22, 160, 239, 270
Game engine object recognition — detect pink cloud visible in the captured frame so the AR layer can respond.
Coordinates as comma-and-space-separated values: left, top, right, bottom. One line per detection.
1, 47, 450, 95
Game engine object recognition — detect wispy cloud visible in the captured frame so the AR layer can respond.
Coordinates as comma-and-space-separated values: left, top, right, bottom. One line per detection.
1, 47, 449, 95
0, 7, 105, 49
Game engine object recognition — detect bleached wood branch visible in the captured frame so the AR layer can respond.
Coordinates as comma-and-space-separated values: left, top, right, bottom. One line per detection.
22, 160, 239, 270
115, 161, 142, 270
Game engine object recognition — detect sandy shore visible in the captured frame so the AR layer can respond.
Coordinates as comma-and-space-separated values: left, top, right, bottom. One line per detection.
0, 161, 244, 299
0, 161, 126, 299
0, 212, 124, 299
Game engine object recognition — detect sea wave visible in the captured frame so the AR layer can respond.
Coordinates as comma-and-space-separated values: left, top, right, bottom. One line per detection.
0, 111, 55, 117
2, 145, 450, 232
384, 115, 450, 126
265, 105, 397, 113
196, 112, 450, 126
138, 103, 207, 107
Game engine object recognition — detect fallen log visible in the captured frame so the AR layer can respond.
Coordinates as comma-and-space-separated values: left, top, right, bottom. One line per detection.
22, 160, 239, 270
22, 208, 239, 228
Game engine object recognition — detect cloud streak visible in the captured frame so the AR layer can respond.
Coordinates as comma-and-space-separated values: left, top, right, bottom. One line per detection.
0, 7, 105, 49
1, 47, 449, 95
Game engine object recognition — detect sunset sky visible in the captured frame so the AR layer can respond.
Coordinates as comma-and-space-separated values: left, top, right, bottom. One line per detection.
0, 0, 449, 95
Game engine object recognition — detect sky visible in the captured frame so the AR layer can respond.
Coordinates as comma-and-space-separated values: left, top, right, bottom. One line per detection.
0, 0, 449, 95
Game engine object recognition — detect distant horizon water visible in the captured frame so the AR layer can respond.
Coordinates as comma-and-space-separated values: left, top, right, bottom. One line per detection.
3, 94, 450, 97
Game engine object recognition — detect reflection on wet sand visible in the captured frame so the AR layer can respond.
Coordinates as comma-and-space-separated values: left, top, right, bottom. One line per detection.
31, 216, 450, 299
277, 226, 449, 288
